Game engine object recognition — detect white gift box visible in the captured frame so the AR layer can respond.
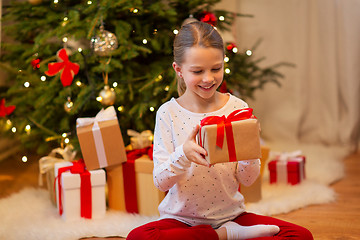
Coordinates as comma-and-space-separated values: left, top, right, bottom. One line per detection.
54, 162, 106, 221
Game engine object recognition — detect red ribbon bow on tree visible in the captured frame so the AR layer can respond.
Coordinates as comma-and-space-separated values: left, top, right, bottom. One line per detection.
45, 48, 80, 87
199, 108, 255, 162
0, 98, 16, 117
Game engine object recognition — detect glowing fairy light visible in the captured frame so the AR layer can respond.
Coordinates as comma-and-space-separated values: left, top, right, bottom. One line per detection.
54, 0, 58, 4
40, 76, 46, 81
76, 81, 82, 86
118, 106, 124, 112
63, 17, 68, 22
142, 39, 148, 44
87, 0, 92, 4
62, 133, 67, 138
96, 96, 102, 102
133, 8, 139, 13
78, 48, 83, 52
22, 156, 28, 162
149, 107, 155, 112
64, 138, 70, 144
225, 68, 231, 74
24, 82, 30, 88
173, 29, 179, 35
224, 56, 229, 62
232, 47, 238, 53
113, 82, 118, 87
62, 37, 68, 43
219, 16, 225, 21
164, 85, 170, 91
246, 50, 253, 56
11, 127, 17, 133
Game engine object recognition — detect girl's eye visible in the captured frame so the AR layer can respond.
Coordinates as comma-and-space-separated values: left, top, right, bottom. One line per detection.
212, 68, 222, 72
193, 70, 203, 74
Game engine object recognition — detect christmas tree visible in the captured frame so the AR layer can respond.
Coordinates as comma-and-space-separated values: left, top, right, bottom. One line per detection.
0, 0, 285, 155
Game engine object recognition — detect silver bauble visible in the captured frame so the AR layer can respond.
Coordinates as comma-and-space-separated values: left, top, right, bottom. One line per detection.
64, 97, 73, 112
90, 25, 118, 56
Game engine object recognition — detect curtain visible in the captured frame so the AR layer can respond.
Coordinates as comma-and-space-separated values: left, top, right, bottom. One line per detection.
217, 0, 360, 153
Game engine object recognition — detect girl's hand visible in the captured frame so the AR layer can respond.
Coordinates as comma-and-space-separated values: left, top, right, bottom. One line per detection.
183, 125, 210, 167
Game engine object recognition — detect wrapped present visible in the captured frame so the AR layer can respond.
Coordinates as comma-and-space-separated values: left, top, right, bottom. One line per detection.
127, 129, 154, 150
198, 108, 261, 165
76, 106, 127, 170
239, 145, 270, 203
268, 150, 306, 185
54, 159, 106, 221
106, 146, 165, 215
38, 145, 76, 205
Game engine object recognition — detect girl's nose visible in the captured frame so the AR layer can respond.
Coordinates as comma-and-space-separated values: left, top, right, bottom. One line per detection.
203, 72, 214, 83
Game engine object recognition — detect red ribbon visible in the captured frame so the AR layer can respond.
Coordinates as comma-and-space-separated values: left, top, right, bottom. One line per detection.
0, 98, 15, 117
45, 48, 80, 87
122, 145, 153, 213
56, 159, 92, 219
199, 108, 255, 162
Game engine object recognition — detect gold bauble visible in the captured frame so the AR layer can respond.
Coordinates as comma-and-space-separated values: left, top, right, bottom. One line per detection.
64, 97, 73, 112
99, 85, 116, 106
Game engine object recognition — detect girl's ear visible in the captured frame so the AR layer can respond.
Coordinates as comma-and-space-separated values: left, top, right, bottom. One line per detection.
172, 62, 182, 78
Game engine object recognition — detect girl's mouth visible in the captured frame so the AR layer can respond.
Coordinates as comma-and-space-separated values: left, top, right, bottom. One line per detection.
199, 84, 215, 90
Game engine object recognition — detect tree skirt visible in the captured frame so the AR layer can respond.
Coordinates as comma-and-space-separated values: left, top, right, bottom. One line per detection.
0, 143, 347, 240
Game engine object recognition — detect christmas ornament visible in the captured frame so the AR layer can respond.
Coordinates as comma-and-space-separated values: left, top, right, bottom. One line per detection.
226, 43, 237, 52
0, 98, 16, 117
45, 48, 80, 87
200, 11, 217, 26
182, 15, 198, 26
90, 25, 118, 56
98, 85, 116, 106
31, 58, 41, 69
64, 97, 73, 112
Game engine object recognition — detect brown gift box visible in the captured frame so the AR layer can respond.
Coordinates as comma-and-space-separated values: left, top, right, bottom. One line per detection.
106, 155, 165, 215
198, 118, 262, 165
76, 107, 127, 170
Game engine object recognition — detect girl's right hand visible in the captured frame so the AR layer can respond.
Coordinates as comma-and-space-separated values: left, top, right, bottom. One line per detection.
183, 125, 210, 167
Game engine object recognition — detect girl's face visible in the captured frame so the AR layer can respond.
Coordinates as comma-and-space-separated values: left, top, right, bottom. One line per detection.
173, 46, 224, 100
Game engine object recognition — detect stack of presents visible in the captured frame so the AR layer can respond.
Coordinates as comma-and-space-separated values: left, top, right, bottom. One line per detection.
39, 106, 306, 221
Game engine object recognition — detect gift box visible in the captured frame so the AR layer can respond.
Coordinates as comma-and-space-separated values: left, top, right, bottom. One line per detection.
268, 152, 306, 185
76, 106, 127, 170
38, 146, 76, 205
54, 160, 106, 221
239, 145, 270, 203
127, 129, 154, 150
198, 108, 261, 165
106, 147, 165, 216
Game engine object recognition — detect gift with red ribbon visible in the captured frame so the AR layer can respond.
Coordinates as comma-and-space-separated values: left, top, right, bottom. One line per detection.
268, 151, 306, 185
106, 145, 165, 216
54, 159, 106, 221
198, 108, 262, 165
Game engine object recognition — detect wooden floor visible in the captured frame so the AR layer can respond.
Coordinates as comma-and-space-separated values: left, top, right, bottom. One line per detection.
0, 150, 359, 239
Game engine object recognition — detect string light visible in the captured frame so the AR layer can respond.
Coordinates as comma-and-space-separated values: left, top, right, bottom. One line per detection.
6, 119, 12, 126
54, 0, 58, 4
25, 124, 31, 135
224, 56, 229, 62
62, 133, 67, 138
246, 50, 253, 56
142, 39, 148, 44
232, 47, 238, 53
112, 82, 118, 87
118, 106, 124, 112
64, 138, 70, 144
149, 107, 155, 112
78, 48, 83, 52
164, 85, 170, 91
155, 75, 163, 82
96, 96, 102, 102
87, 0, 92, 4
11, 127, 16, 133
24, 82, 30, 88
132, 8, 139, 14
173, 29, 179, 35
40, 76, 46, 81
62, 37, 68, 43
76, 81, 82, 87
219, 16, 225, 21
22, 156, 28, 162
225, 68, 231, 74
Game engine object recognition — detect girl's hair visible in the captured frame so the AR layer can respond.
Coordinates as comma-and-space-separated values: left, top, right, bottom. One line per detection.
173, 21, 224, 96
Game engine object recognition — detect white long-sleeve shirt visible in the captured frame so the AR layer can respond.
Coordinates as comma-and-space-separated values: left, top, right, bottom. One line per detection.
153, 94, 260, 228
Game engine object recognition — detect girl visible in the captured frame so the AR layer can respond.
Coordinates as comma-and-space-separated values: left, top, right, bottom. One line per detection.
127, 21, 313, 240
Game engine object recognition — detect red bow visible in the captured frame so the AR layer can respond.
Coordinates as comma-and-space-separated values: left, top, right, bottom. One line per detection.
56, 159, 92, 219
0, 98, 16, 117
45, 48, 80, 87
126, 145, 153, 161
200, 108, 255, 162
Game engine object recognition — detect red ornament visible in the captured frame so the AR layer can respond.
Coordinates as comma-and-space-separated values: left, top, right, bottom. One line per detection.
226, 43, 237, 52
45, 48, 80, 87
0, 98, 16, 117
31, 58, 41, 69
200, 11, 217, 26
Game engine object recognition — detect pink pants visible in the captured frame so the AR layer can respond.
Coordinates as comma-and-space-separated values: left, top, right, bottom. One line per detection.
127, 212, 313, 240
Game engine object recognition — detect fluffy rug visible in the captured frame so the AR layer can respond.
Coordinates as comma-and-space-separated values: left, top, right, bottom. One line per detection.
0, 143, 349, 240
